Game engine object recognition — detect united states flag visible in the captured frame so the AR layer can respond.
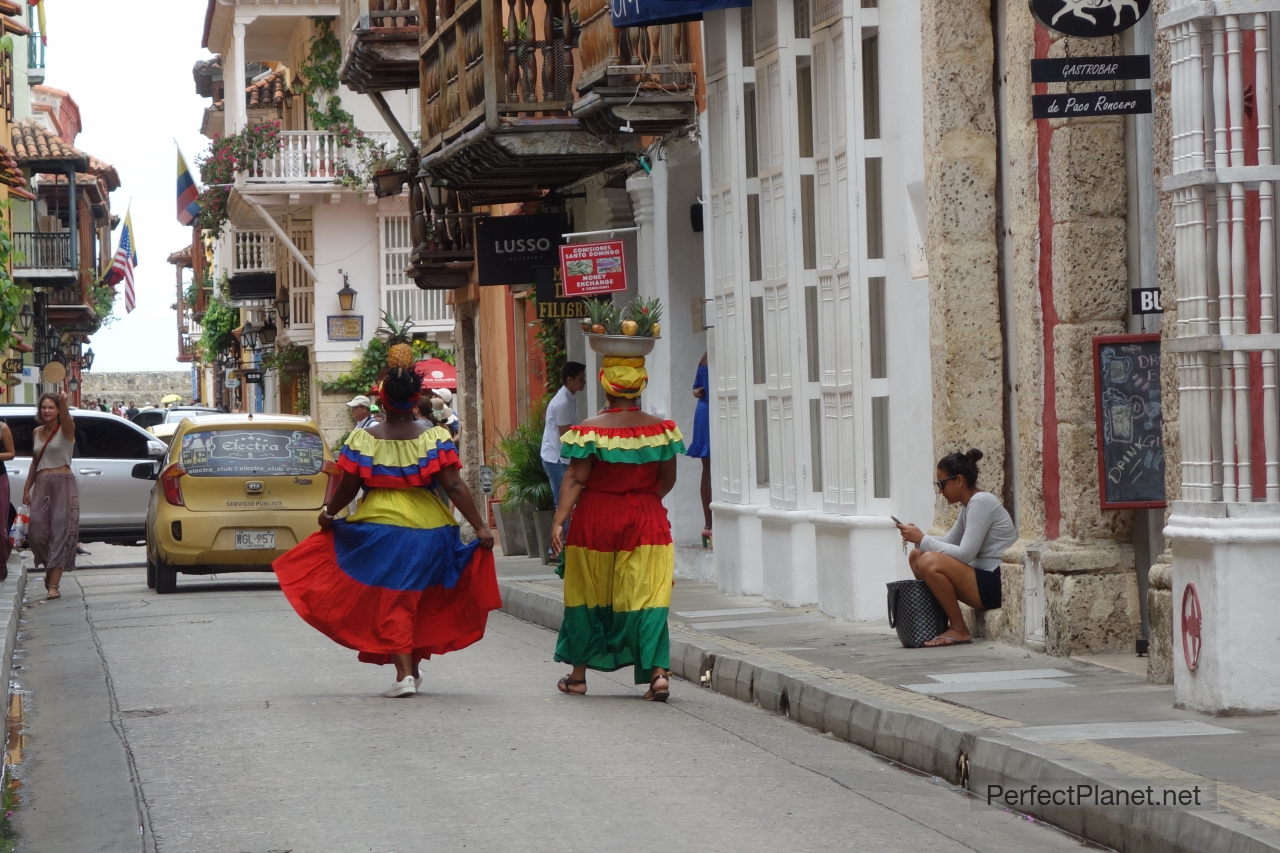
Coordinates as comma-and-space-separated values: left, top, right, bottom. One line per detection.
103, 212, 138, 313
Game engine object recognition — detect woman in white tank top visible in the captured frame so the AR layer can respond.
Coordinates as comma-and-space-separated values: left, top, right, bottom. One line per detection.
25, 393, 77, 600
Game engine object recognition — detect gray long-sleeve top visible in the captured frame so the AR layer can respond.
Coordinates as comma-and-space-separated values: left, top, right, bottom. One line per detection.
917, 491, 1016, 571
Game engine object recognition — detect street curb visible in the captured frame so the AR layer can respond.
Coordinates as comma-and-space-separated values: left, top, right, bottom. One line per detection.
1, 560, 27, 786
498, 577, 1280, 853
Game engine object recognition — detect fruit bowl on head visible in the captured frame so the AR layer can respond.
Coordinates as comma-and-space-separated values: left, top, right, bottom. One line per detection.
585, 333, 657, 357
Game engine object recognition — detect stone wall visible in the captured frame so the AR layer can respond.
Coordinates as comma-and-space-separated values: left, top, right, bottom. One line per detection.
922, 3, 1141, 654
81, 372, 195, 407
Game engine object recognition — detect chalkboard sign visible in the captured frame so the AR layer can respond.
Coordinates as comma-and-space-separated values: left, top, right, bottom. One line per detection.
1093, 334, 1166, 509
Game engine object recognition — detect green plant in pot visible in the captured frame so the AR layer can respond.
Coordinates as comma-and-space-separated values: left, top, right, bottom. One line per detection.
494, 405, 553, 558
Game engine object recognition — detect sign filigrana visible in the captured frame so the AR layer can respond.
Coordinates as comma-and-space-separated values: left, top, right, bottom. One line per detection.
1030, 0, 1151, 38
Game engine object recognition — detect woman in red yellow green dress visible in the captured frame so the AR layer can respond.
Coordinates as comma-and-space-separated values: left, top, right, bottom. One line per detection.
550, 355, 685, 702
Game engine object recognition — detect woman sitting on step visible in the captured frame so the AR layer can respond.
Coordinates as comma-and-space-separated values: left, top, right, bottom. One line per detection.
896, 448, 1016, 647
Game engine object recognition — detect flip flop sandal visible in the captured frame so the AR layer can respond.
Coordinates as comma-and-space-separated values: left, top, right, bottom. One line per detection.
557, 675, 587, 695
46, 587, 61, 601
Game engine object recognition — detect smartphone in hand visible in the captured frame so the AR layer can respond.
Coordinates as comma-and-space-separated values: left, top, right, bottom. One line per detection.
891, 515, 904, 526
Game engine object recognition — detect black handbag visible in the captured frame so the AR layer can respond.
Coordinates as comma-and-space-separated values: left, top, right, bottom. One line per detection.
886, 579, 950, 648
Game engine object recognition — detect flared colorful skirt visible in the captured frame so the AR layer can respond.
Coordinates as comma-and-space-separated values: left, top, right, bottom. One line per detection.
554, 488, 673, 683
274, 489, 500, 666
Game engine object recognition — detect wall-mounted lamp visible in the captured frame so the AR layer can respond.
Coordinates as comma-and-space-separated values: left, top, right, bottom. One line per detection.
80, 347, 95, 372
337, 269, 358, 312
260, 316, 278, 346
18, 304, 32, 332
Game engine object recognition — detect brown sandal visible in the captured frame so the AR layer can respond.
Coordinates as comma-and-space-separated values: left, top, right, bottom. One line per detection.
46, 586, 61, 601
644, 673, 670, 702
557, 675, 587, 695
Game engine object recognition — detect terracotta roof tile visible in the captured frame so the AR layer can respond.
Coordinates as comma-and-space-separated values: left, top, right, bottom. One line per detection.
10, 119, 87, 163
0, 1, 22, 15
0, 145, 34, 200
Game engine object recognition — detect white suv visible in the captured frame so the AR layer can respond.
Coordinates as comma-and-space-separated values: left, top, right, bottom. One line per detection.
0, 406, 167, 544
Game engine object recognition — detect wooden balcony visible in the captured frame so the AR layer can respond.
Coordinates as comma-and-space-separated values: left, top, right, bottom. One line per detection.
418, 0, 642, 202
340, 0, 420, 93
46, 281, 97, 331
570, 0, 697, 137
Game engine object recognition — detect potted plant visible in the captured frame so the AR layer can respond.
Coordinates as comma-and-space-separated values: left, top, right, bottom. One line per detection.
494, 407, 554, 560
368, 142, 410, 197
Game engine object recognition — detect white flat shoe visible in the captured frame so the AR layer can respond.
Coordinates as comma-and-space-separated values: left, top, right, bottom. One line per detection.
383, 676, 416, 698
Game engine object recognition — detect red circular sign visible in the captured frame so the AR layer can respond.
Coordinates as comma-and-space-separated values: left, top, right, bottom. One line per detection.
1182, 583, 1202, 672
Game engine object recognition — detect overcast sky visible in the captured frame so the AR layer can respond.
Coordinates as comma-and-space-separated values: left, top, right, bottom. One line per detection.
40, 1, 214, 372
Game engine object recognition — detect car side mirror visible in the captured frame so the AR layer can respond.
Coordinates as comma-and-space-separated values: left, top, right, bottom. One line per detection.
147, 440, 167, 458
131, 462, 159, 481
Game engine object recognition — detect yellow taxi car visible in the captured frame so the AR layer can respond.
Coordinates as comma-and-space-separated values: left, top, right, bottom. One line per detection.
135, 413, 336, 593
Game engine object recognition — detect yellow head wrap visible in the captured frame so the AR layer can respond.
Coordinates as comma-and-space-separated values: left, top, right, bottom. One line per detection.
599, 356, 647, 399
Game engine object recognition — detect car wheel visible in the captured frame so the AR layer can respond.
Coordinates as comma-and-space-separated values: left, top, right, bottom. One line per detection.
154, 559, 177, 595
145, 553, 156, 589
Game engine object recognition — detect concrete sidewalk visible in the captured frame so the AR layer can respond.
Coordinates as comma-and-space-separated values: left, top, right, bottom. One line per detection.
496, 550, 1280, 853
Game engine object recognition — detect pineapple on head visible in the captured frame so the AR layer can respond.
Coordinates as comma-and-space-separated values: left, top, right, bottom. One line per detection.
623, 296, 663, 337
377, 311, 416, 369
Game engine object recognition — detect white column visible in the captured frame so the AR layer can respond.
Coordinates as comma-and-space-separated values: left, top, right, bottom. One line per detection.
228, 21, 249, 134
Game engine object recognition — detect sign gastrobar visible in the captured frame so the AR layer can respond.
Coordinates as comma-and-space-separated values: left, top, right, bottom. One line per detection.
244, 370, 264, 384
1032, 89, 1152, 119
1030, 0, 1151, 38
1031, 54, 1150, 83
475, 214, 566, 286
559, 241, 628, 297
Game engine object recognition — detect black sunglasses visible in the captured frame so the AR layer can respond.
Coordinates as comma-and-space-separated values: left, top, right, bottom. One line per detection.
935, 475, 958, 491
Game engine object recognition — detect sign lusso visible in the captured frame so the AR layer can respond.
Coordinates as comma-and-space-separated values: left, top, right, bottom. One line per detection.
475, 214, 567, 286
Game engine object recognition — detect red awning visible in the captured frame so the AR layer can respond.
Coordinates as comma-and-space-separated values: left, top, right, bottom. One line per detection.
414, 357, 456, 390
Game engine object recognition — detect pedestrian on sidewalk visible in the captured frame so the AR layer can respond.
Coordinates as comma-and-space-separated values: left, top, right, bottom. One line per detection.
540, 362, 587, 513
274, 367, 500, 699
549, 354, 685, 701
26, 393, 78, 601
896, 448, 1016, 647
687, 352, 712, 548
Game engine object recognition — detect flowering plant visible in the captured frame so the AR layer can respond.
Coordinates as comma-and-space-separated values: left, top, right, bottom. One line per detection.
195, 121, 284, 237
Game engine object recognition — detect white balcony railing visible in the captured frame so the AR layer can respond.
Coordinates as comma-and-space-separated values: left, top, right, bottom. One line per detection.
233, 230, 276, 274
245, 131, 350, 183
243, 130, 403, 186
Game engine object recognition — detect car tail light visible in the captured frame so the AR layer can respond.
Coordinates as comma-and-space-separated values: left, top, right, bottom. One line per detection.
160, 463, 186, 507
321, 459, 340, 506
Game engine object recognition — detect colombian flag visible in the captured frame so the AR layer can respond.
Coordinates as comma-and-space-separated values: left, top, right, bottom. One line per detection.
177, 149, 200, 226
554, 420, 685, 683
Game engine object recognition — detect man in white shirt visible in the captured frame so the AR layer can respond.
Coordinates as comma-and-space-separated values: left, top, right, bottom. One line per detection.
540, 362, 587, 511
347, 395, 379, 430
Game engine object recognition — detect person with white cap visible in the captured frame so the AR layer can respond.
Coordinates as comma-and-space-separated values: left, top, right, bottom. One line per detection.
430, 388, 460, 437
347, 395, 379, 430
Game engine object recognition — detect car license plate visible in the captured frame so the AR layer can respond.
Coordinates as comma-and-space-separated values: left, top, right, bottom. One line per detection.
235, 530, 276, 550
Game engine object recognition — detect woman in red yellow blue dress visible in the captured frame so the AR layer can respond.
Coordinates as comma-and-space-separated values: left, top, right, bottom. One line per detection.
550, 355, 685, 702
274, 368, 500, 698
